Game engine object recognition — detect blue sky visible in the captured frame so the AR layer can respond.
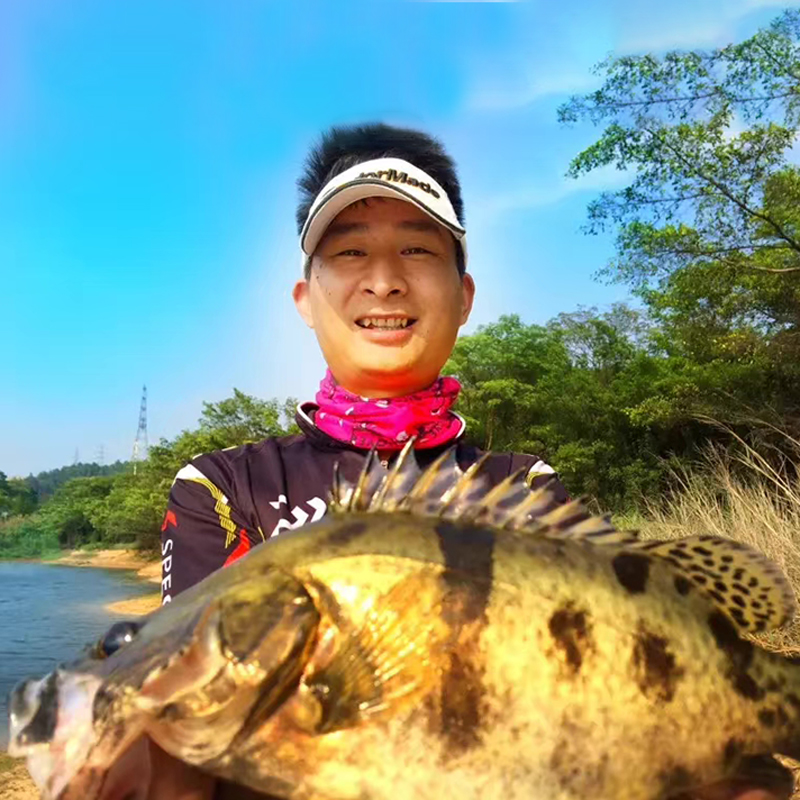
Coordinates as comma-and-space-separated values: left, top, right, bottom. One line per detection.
2, 0, 797, 477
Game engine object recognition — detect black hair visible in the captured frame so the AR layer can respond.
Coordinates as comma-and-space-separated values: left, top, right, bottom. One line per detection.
297, 123, 466, 277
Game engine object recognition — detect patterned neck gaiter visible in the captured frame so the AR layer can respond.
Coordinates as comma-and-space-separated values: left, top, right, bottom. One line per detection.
314, 369, 464, 450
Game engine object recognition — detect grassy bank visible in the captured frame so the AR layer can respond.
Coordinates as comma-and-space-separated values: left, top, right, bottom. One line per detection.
0, 515, 61, 560
616, 431, 800, 656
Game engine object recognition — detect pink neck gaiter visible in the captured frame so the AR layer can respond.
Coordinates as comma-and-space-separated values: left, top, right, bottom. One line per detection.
314, 370, 463, 451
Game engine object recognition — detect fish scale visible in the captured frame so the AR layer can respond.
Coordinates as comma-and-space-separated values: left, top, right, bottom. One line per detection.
7, 441, 800, 800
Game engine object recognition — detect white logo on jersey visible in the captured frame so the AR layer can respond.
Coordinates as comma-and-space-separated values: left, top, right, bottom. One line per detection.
270, 496, 327, 537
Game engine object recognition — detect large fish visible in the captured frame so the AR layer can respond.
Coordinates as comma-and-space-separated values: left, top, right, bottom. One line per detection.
7, 444, 800, 800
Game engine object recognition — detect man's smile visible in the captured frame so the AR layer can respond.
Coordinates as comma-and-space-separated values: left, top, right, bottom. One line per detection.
355, 315, 417, 330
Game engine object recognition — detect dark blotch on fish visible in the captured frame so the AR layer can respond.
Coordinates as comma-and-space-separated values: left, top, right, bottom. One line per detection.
660, 765, 695, 795
758, 709, 776, 728
548, 604, 592, 674
707, 611, 764, 701
724, 737, 742, 767
632, 627, 684, 702
325, 521, 369, 548
159, 703, 181, 721
435, 522, 495, 757
435, 522, 495, 609
439, 649, 484, 755
612, 553, 650, 594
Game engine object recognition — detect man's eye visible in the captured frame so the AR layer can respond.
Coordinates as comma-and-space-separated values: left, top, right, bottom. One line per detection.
336, 249, 366, 257
404, 247, 433, 255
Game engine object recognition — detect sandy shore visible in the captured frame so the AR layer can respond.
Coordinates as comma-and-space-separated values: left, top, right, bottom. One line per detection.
51, 548, 161, 582
0, 756, 37, 800
0, 551, 163, 798
47, 549, 163, 616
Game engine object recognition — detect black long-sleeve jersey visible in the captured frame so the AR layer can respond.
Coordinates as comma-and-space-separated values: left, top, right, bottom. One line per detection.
159, 405, 569, 603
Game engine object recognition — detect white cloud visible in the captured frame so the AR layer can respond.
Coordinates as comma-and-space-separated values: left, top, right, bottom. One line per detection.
473, 163, 632, 220
618, 0, 799, 52
468, 69, 600, 112
464, 0, 800, 114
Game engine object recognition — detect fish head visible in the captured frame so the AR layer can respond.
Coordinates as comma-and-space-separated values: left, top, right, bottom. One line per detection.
8, 565, 320, 800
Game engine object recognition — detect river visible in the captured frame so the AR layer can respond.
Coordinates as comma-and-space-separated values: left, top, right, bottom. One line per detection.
0, 562, 154, 750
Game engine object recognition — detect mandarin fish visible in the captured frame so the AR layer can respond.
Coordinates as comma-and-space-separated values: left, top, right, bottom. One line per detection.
8, 443, 800, 800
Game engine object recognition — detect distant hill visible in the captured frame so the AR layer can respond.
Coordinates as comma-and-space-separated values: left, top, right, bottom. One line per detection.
25, 461, 130, 501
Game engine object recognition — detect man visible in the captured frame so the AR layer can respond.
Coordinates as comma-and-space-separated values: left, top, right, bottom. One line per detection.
105, 124, 791, 799
160, 123, 567, 604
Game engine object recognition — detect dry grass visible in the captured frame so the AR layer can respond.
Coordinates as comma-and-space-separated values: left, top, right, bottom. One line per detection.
613, 427, 800, 794
619, 427, 800, 654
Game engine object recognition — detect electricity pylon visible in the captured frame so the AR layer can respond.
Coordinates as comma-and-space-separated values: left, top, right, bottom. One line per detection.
131, 385, 149, 475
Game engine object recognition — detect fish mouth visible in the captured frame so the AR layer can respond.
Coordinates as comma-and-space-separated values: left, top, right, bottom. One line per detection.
8, 669, 104, 800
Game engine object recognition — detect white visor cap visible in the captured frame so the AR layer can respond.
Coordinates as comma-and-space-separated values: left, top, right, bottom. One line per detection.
299, 157, 467, 270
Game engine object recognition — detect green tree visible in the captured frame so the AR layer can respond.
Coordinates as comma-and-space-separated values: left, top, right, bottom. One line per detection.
199, 389, 298, 443
446, 310, 671, 509
118, 389, 300, 551
37, 477, 115, 548
559, 9, 800, 438
559, 11, 800, 285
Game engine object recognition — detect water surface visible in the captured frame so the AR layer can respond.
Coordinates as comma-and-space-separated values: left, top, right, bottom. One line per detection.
0, 561, 154, 750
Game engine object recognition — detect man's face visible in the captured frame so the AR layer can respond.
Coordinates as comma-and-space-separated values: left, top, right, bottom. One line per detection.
293, 197, 475, 397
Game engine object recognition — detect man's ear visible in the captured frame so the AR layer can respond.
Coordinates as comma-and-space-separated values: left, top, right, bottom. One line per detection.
460, 272, 476, 325
292, 279, 314, 329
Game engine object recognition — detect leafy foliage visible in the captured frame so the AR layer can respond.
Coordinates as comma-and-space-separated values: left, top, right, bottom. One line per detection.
6, 13, 800, 555
0, 390, 299, 556
559, 11, 800, 284
25, 461, 129, 503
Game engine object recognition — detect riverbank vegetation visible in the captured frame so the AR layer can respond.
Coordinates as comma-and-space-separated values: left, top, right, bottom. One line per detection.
4, 12, 800, 564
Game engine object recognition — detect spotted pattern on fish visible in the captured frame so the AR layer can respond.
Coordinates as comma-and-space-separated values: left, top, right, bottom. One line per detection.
631, 625, 684, 703
548, 604, 592, 674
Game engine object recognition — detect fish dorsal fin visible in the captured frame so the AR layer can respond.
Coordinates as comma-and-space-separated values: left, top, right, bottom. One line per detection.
328, 441, 637, 545
329, 445, 796, 634
629, 535, 797, 634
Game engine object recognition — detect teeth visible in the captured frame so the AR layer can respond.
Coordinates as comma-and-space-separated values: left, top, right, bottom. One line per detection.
361, 318, 410, 329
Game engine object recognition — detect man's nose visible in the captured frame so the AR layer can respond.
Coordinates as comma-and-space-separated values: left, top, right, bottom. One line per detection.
360, 256, 408, 298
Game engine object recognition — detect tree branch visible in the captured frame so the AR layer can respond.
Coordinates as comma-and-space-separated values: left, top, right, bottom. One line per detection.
588, 90, 799, 114
642, 125, 800, 255
748, 265, 800, 273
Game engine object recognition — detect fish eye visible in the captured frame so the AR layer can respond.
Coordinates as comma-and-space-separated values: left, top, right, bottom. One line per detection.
98, 620, 141, 658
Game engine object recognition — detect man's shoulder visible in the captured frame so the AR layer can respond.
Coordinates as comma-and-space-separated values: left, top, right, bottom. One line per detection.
454, 442, 556, 483
186, 432, 312, 470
